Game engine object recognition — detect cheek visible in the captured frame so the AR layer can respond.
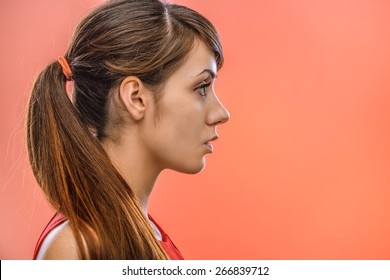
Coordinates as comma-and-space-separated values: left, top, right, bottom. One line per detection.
160, 107, 202, 147
151, 103, 207, 171
174, 102, 206, 137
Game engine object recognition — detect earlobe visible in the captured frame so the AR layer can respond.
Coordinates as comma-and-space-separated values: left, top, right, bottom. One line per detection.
119, 76, 146, 121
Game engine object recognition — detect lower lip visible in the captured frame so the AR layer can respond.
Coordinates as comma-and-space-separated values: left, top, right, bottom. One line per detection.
205, 143, 213, 153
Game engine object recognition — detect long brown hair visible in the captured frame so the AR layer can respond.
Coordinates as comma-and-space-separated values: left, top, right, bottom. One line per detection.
27, 0, 223, 259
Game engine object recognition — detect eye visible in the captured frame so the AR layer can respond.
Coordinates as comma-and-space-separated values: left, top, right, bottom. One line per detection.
196, 82, 211, 97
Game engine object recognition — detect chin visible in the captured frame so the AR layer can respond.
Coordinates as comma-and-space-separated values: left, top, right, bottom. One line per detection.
171, 158, 206, 174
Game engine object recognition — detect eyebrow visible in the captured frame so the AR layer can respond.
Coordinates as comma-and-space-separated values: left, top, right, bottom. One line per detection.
195, 69, 217, 79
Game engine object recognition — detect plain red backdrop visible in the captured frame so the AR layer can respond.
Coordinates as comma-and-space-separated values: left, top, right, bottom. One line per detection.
1, 0, 390, 259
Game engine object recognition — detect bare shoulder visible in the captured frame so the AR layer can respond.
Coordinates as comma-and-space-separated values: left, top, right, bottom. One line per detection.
36, 221, 82, 260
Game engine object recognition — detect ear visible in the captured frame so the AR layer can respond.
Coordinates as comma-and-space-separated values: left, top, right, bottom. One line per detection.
119, 76, 147, 121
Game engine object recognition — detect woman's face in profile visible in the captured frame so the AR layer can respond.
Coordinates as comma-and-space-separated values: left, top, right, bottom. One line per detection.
143, 39, 230, 174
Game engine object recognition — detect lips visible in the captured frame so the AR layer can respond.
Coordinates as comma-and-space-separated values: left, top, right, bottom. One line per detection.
204, 135, 218, 153
206, 135, 219, 143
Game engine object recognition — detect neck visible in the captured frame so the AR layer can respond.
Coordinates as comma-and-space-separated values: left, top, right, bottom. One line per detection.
101, 134, 162, 216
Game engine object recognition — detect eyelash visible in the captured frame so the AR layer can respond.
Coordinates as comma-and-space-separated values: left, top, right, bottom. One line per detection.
196, 82, 211, 97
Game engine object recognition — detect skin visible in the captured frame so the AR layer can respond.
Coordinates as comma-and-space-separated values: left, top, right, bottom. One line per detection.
37, 39, 229, 259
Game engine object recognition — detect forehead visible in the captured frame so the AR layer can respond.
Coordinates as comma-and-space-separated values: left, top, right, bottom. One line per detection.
170, 39, 217, 80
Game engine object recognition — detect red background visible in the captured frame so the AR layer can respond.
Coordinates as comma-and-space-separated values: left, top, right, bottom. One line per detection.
1, 0, 390, 259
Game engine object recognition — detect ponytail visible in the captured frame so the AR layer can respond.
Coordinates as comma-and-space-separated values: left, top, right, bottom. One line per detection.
27, 61, 168, 259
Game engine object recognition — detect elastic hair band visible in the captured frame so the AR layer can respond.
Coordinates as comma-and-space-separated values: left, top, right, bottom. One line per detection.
57, 56, 73, 81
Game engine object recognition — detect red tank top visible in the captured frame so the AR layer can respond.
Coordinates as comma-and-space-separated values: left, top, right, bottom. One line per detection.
33, 213, 184, 260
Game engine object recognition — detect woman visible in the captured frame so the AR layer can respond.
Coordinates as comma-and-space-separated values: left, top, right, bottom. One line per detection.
28, 0, 229, 260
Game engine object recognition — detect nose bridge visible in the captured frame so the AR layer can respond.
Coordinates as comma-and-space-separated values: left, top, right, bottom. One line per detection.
208, 93, 230, 125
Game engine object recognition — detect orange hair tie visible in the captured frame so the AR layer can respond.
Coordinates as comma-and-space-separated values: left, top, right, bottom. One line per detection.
57, 56, 73, 80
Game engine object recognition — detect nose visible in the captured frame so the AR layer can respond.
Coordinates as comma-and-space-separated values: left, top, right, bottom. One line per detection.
207, 95, 230, 126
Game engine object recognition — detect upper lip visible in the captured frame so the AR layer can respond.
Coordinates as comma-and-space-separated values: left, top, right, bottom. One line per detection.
205, 135, 219, 144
